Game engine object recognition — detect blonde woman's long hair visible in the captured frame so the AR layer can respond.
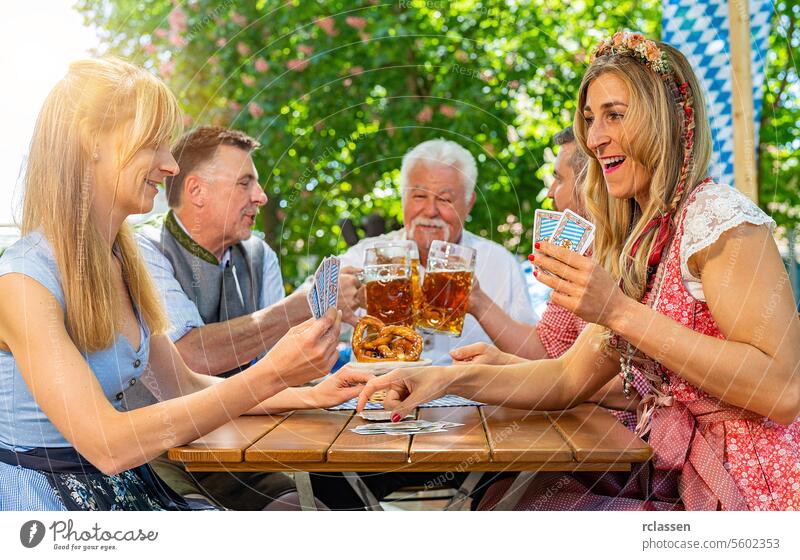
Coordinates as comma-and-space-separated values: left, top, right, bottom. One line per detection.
22, 57, 180, 352
574, 42, 712, 305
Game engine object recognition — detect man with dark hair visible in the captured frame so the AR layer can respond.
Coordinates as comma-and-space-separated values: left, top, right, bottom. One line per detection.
123, 126, 365, 510
134, 126, 362, 377
549, 125, 588, 215
466, 125, 638, 425
467, 125, 590, 362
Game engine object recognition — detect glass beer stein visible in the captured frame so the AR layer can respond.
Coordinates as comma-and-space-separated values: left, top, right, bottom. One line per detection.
363, 244, 415, 326
417, 240, 476, 337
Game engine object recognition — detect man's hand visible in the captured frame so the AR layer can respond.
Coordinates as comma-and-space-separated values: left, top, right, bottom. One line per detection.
338, 266, 365, 326
450, 342, 527, 366
467, 278, 490, 317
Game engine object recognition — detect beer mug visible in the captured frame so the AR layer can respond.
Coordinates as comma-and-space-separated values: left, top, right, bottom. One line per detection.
417, 240, 476, 337
363, 244, 415, 326
369, 240, 423, 324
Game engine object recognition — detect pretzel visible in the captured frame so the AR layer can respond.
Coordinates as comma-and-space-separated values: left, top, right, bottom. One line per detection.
352, 315, 423, 362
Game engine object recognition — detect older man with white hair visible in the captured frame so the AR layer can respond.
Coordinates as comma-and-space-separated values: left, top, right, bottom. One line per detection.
339, 138, 536, 365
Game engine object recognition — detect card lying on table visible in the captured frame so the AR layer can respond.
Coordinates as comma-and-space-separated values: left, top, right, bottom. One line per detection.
549, 209, 594, 255
307, 256, 341, 319
358, 411, 414, 422
351, 419, 464, 436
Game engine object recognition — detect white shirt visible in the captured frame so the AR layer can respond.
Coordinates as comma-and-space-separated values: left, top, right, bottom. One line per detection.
339, 228, 537, 365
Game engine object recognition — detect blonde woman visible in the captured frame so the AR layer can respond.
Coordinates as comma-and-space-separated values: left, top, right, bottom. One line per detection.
356, 33, 800, 510
0, 58, 363, 511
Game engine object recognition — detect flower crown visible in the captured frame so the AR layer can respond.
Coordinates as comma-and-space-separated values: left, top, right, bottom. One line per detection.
590, 31, 672, 75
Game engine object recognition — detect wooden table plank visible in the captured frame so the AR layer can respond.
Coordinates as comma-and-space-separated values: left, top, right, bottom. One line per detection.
410, 407, 490, 463
547, 404, 652, 463
170, 405, 650, 474
481, 407, 574, 463
182, 461, 634, 473
245, 409, 353, 463
327, 413, 412, 463
167, 415, 286, 464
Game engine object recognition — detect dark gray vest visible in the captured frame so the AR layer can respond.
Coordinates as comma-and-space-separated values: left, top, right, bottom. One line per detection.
122, 211, 266, 410
152, 211, 266, 326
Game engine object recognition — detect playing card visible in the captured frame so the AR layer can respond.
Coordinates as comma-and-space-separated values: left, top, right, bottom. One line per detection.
550, 209, 594, 254
534, 209, 562, 244
306, 285, 321, 320
351, 419, 464, 435
325, 256, 340, 311
314, 258, 327, 313
358, 410, 413, 422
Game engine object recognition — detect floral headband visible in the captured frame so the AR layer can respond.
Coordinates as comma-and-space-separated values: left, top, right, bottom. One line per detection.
590, 31, 671, 75
591, 31, 698, 275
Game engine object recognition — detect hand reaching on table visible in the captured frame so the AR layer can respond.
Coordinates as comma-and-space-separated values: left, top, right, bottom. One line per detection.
450, 342, 526, 366
308, 366, 374, 409
261, 307, 342, 388
356, 366, 455, 420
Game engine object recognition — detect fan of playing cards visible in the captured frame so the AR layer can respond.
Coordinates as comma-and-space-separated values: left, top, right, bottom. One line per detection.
534, 209, 594, 255
351, 418, 464, 436
306, 256, 341, 319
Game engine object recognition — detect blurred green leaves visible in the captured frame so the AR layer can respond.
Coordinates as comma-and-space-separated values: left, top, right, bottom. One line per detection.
76, 0, 796, 285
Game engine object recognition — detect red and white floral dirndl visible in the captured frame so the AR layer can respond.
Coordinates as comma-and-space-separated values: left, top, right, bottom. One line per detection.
479, 182, 800, 510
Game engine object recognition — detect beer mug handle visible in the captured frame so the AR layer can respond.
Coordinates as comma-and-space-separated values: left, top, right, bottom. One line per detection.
355, 270, 366, 284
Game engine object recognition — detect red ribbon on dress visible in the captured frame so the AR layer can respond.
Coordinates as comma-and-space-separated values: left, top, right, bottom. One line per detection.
646, 398, 762, 510
630, 212, 674, 268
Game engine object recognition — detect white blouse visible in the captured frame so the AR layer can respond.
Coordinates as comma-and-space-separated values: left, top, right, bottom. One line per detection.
679, 182, 776, 302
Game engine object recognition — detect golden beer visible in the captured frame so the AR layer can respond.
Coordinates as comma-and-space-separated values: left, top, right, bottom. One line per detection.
410, 258, 423, 324
417, 240, 476, 337
365, 268, 415, 326
417, 269, 473, 336
364, 242, 421, 327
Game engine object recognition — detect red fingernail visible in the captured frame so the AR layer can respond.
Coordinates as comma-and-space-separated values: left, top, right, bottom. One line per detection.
391, 413, 401, 422
534, 271, 538, 277
528, 254, 535, 262
535, 242, 540, 249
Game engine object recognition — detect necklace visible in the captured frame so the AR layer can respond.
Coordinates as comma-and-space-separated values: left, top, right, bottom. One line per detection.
618, 226, 674, 399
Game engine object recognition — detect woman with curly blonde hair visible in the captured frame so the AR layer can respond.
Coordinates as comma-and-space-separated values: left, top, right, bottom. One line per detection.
0, 57, 356, 510
356, 32, 800, 510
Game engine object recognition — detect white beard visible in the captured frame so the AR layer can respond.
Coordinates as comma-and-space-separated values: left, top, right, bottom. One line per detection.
407, 217, 451, 249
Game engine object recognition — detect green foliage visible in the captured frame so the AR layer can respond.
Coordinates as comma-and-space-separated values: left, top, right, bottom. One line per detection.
76, 0, 667, 286
759, 0, 800, 233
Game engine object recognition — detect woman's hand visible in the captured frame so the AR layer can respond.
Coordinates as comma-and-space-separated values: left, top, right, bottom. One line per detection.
309, 366, 374, 409
261, 307, 342, 388
532, 241, 628, 326
450, 342, 526, 366
356, 366, 455, 420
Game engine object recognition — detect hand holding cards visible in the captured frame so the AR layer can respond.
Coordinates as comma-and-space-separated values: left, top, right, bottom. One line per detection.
307, 256, 341, 320
534, 209, 595, 255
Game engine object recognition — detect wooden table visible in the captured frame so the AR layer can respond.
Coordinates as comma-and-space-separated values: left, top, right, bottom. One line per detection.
169, 404, 651, 510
